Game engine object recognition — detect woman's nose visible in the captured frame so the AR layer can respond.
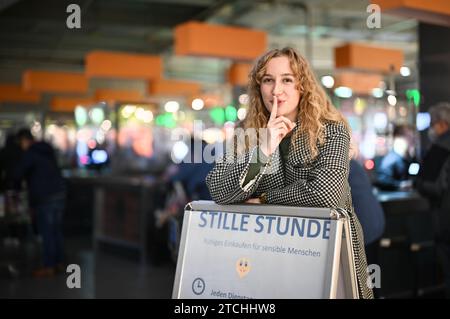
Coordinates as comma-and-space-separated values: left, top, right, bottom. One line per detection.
272, 80, 283, 95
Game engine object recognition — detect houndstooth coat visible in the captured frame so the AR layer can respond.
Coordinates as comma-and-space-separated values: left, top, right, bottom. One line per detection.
206, 121, 374, 299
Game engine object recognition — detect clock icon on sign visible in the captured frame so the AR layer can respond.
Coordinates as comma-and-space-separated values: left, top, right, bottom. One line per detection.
192, 278, 206, 295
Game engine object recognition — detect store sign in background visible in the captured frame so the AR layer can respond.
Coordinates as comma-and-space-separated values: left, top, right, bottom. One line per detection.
176, 210, 336, 299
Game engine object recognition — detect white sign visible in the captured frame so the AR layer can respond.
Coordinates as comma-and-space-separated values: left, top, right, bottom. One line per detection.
173, 203, 349, 299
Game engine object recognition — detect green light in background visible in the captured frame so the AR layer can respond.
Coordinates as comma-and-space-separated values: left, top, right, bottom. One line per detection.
406, 89, 420, 107
225, 105, 237, 122
74, 106, 87, 127
155, 114, 164, 126
90, 107, 105, 125
165, 113, 176, 128
209, 107, 225, 125
155, 113, 176, 128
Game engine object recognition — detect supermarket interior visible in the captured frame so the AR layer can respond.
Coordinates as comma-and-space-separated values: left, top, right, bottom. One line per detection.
1, 0, 450, 299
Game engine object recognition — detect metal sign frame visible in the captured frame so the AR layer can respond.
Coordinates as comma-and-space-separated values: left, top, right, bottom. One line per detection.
172, 200, 358, 299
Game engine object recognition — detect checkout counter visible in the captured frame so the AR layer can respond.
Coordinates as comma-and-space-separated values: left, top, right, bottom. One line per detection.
65, 174, 171, 266
375, 190, 443, 298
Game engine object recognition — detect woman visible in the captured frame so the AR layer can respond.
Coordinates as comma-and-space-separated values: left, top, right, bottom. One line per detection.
206, 47, 373, 299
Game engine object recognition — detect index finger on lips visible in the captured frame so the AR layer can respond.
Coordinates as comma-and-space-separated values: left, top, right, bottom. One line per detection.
269, 96, 278, 122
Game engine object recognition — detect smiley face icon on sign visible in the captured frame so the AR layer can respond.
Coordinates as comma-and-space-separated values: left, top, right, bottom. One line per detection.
236, 257, 251, 278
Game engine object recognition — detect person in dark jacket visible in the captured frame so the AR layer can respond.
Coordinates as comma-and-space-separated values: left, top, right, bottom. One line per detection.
416, 102, 450, 298
169, 138, 213, 201
349, 159, 385, 265
14, 128, 66, 277
375, 125, 414, 191
0, 133, 23, 193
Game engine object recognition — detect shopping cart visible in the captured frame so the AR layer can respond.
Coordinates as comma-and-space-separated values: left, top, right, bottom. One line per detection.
0, 190, 34, 278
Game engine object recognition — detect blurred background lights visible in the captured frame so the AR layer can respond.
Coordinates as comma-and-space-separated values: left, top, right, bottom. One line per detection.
406, 89, 421, 107
191, 98, 204, 110
135, 107, 145, 120
238, 94, 249, 105
372, 88, 384, 98
374, 112, 388, 130
400, 66, 411, 77
416, 112, 431, 131
321, 75, 335, 88
75, 106, 88, 126
164, 101, 180, 113
237, 107, 247, 120
101, 120, 112, 131
364, 159, 375, 170
171, 141, 189, 163
225, 105, 237, 122
354, 98, 366, 115
96, 131, 105, 144
90, 107, 105, 125
387, 95, 397, 106
92, 150, 108, 164
76, 141, 88, 158
334, 86, 352, 98
142, 110, 153, 123
121, 105, 136, 118
209, 107, 225, 125
203, 128, 225, 144
408, 162, 420, 175
87, 139, 97, 149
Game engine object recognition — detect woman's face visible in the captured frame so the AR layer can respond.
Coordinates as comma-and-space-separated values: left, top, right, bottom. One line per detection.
260, 56, 300, 122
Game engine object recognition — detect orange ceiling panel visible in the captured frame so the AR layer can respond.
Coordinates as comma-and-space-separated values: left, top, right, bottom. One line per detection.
335, 72, 383, 95
228, 63, 253, 86
374, 0, 450, 27
196, 93, 224, 108
148, 79, 201, 97
0, 84, 40, 103
174, 21, 267, 61
85, 51, 163, 80
335, 43, 403, 73
23, 71, 88, 94
50, 97, 96, 112
95, 89, 145, 103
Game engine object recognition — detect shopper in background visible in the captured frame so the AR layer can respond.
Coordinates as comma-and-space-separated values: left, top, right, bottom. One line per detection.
14, 128, 66, 277
0, 133, 23, 193
375, 124, 414, 191
416, 102, 450, 298
206, 47, 373, 298
169, 137, 213, 201
348, 141, 385, 263
349, 159, 385, 256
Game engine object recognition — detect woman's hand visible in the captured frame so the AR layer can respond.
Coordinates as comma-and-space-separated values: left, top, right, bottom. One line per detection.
245, 198, 261, 204
260, 96, 296, 157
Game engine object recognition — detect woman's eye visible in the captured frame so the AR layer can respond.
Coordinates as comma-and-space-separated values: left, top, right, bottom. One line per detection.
262, 78, 273, 83
283, 78, 294, 83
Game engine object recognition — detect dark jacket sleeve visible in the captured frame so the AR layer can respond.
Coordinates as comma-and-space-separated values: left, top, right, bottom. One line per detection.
13, 150, 33, 184
417, 157, 450, 198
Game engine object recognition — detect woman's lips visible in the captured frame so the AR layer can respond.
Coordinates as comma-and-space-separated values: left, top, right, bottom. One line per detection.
271, 100, 286, 105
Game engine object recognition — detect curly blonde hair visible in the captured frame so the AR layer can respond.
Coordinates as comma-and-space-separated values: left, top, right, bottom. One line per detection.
243, 47, 349, 159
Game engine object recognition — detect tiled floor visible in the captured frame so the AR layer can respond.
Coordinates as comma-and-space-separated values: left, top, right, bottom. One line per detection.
0, 235, 176, 299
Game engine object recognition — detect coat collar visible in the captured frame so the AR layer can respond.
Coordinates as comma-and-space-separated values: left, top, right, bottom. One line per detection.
287, 121, 315, 167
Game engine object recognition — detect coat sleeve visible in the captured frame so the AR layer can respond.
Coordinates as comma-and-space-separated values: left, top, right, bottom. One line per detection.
206, 146, 283, 205
265, 123, 350, 208
417, 157, 450, 198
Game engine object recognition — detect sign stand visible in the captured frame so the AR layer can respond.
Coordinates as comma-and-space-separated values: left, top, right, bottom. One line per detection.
173, 200, 359, 299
